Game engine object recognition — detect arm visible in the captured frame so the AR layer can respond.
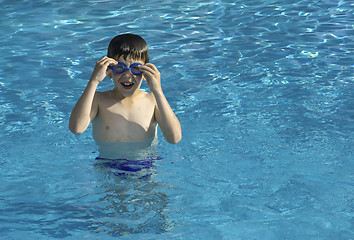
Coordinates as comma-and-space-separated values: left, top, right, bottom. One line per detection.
69, 80, 99, 134
69, 56, 117, 134
140, 63, 182, 144
154, 91, 182, 144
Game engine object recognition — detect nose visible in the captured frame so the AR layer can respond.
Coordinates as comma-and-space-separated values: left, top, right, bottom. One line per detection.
122, 69, 133, 76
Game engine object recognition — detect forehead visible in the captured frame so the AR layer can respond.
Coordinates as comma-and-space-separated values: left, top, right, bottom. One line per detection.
116, 55, 144, 64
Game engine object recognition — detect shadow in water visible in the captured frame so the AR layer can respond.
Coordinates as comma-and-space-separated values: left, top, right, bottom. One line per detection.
90, 142, 176, 237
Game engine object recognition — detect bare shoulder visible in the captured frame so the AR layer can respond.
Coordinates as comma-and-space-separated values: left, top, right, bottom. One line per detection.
94, 90, 114, 103
142, 91, 157, 105
95, 90, 110, 98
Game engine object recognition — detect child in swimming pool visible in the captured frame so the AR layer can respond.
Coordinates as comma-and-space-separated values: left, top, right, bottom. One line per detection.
69, 33, 182, 144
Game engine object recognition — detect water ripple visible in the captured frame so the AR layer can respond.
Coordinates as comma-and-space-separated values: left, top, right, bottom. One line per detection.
0, 0, 353, 238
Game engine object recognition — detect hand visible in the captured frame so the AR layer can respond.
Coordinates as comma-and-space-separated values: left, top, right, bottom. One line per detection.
140, 63, 162, 94
90, 56, 117, 84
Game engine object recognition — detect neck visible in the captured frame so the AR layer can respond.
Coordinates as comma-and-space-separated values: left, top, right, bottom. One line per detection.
111, 88, 142, 101
111, 88, 125, 101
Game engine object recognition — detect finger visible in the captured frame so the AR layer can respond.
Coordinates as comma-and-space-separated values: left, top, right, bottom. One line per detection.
97, 56, 109, 63
102, 58, 118, 66
139, 65, 157, 75
139, 66, 154, 75
106, 57, 118, 63
143, 64, 160, 76
100, 56, 117, 62
106, 68, 113, 78
142, 70, 154, 80
141, 65, 158, 74
144, 63, 158, 71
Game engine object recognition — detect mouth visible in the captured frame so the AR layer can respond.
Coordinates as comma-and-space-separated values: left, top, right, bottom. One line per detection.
121, 82, 134, 89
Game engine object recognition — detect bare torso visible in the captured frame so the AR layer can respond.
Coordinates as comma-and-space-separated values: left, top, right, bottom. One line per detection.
92, 90, 157, 142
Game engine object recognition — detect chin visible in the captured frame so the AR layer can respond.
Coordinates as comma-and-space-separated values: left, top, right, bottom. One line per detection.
119, 87, 139, 98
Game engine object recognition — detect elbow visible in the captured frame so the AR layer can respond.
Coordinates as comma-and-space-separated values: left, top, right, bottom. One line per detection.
167, 132, 182, 144
168, 139, 181, 144
70, 129, 84, 135
69, 115, 90, 134
69, 123, 85, 134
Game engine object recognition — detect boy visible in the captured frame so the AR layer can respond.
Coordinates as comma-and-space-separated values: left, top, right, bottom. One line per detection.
69, 33, 181, 146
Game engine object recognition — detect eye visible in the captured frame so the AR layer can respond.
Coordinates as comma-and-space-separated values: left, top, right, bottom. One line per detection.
131, 66, 141, 74
113, 65, 125, 72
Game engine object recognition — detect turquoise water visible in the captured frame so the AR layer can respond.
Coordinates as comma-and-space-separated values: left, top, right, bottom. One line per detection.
0, 0, 353, 239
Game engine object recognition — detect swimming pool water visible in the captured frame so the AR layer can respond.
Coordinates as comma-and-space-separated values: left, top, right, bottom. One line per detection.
0, 0, 353, 239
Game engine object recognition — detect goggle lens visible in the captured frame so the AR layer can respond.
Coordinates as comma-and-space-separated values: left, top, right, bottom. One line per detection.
111, 64, 125, 73
131, 65, 142, 75
109, 62, 143, 75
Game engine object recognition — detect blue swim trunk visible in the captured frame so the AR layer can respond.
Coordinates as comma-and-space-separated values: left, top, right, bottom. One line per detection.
95, 155, 161, 178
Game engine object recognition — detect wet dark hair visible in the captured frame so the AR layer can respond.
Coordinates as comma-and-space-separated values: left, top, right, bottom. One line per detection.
107, 33, 149, 63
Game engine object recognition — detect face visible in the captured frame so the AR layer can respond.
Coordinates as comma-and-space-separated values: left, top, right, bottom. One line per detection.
109, 56, 145, 98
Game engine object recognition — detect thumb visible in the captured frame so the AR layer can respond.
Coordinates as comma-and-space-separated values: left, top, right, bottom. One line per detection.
106, 69, 112, 79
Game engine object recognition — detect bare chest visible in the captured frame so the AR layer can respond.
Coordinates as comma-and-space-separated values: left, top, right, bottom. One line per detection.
93, 98, 156, 142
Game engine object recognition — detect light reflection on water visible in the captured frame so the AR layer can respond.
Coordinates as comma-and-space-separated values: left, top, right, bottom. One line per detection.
90, 158, 174, 237
0, 0, 353, 239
